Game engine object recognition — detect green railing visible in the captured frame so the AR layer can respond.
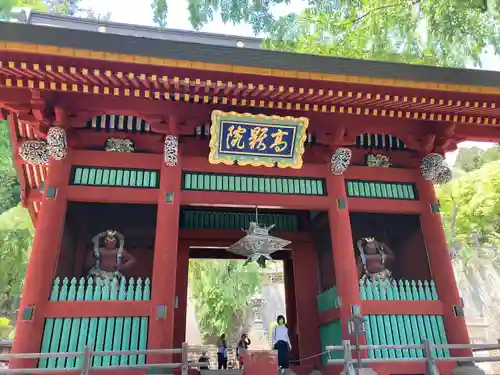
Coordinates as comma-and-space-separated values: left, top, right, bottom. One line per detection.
70, 166, 160, 188
180, 209, 300, 231
360, 280, 438, 301
182, 172, 327, 196
345, 180, 417, 200
40, 278, 150, 369
49, 277, 151, 302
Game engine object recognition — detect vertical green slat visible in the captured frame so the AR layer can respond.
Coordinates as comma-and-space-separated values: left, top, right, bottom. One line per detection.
111, 279, 127, 365
223, 175, 229, 191
317, 180, 324, 195
56, 278, 76, 368
360, 281, 374, 358
430, 281, 449, 357
102, 279, 118, 367
93, 281, 110, 367
369, 182, 377, 197
408, 185, 416, 200
397, 184, 404, 199
386, 284, 402, 358
139, 279, 151, 364
418, 281, 437, 358
399, 282, 417, 358
75, 279, 93, 369
216, 176, 223, 191
129, 278, 143, 365
88, 168, 97, 185
86, 281, 101, 366
81, 168, 90, 185
272, 178, 278, 193
393, 282, 410, 358
39, 279, 60, 368
73, 168, 83, 185
379, 286, 396, 358
47, 278, 67, 368
424, 281, 444, 358
375, 183, 382, 197
136, 171, 144, 187
95, 169, 103, 185
66, 278, 85, 369
405, 281, 422, 357
412, 281, 427, 358
123, 170, 131, 187
184, 173, 192, 189
102, 169, 110, 186
116, 170, 124, 186
365, 283, 381, 358
109, 169, 117, 186
380, 184, 388, 198
372, 284, 389, 358
120, 280, 135, 365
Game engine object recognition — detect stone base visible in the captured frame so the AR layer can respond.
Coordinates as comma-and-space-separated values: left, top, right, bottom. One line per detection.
452, 364, 486, 375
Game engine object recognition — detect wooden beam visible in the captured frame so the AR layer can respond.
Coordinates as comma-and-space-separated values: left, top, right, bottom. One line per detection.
43, 300, 151, 318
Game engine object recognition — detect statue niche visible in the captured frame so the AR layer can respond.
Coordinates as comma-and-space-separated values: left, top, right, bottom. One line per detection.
356, 237, 395, 282
85, 229, 137, 281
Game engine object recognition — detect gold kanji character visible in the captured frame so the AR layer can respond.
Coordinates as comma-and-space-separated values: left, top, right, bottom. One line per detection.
226, 125, 246, 150
248, 127, 268, 151
269, 129, 289, 153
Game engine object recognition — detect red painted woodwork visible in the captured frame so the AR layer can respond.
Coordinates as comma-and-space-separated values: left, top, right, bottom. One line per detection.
283, 259, 298, 360
325, 171, 367, 356
361, 300, 444, 315
10, 156, 72, 369
291, 242, 321, 366
417, 174, 472, 357
67, 186, 159, 204
43, 301, 151, 317
71, 150, 162, 169
148, 158, 182, 363
173, 243, 189, 349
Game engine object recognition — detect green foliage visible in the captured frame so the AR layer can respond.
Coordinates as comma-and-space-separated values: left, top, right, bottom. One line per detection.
454, 145, 500, 172
437, 159, 500, 264
0, 317, 13, 339
152, 0, 500, 68
189, 259, 262, 343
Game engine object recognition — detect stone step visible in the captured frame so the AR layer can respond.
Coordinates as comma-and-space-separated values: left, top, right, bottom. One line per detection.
200, 370, 243, 375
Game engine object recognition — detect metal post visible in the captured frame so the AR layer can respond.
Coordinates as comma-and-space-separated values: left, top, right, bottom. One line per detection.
422, 339, 439, 375
80, 345, 92, 375
181, 342, 188, 375
342, 340, 356, 375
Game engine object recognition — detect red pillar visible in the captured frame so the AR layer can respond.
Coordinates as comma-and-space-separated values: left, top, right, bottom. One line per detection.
326, 173, 364, 344
148, 149, 182, 363
417, 176, 471, 356
292, 243, 321, 366
173, 242, 189, 348
10, 157, 71, 368
283, 259, 298, 359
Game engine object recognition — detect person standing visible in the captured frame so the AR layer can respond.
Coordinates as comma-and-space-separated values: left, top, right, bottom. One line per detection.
272, 315, 292, 369
236, 333, 251, 369
217, 333, 228, 369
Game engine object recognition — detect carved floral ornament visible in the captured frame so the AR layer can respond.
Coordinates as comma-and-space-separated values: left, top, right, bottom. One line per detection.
330, 147, 352, 175
366, 153, 392, 168
420, 153, 452, 185
18, 126, 68, 165
105, 138, 135, 153
164, 135, 179, 167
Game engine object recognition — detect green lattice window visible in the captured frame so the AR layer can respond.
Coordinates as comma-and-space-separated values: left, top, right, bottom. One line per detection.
345, 180, 417, 200
70, 166, 159, 188
182, 172, 326, 196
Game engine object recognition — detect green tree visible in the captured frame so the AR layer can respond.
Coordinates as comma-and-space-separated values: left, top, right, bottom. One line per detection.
437, 159, 500, 264
455, 145, 500, 172
0, 121, 21, 215
0, 316, 13, 339
152, 0, 500, 68
189, 259, 262, 343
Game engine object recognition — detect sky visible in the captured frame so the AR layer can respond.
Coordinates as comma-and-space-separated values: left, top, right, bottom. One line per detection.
80, 0, 498, 164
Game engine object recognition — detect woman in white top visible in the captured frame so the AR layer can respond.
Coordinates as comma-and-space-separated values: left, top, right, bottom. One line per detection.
272, 315, 292, 369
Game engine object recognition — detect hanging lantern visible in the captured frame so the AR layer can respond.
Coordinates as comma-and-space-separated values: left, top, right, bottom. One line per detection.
330, 147, 352, 175
434, 165, 452, 185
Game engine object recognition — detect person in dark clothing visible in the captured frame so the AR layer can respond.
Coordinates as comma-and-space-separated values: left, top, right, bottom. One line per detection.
272, 315, 291, 369
198, 351, 209, 370
217, 333, 228, 369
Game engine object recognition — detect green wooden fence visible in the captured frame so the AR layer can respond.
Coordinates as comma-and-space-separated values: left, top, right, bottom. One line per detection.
49, 278, 151, 301
40, 278, 150, 369
318, 280, 449, 360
